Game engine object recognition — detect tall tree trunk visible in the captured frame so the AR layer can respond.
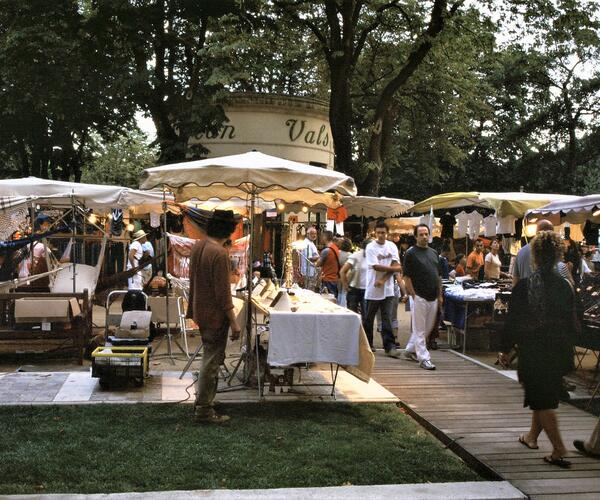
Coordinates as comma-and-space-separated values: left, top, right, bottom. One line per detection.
365, 0, 453, 194
329, 66, 354, 175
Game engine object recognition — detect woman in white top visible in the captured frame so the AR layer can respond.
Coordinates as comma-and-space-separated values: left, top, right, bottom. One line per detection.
485, 239, 509, 279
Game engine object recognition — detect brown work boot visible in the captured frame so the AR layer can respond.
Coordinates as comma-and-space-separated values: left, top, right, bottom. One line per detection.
193, 409, 230, 424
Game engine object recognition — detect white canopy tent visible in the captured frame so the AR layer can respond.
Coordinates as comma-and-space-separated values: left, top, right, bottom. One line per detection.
525, 194, 600, 224
0, 176, 171, 212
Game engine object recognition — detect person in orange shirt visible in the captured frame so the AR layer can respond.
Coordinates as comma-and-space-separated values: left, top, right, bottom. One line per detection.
454, 254, 466, 277
466, 239, 485, 279
317, 230, 341, 297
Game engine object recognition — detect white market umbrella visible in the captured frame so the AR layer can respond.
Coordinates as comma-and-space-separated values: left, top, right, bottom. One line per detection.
525, 194, 600, 224
139, 151, 356, 205
341, 195, 413, 218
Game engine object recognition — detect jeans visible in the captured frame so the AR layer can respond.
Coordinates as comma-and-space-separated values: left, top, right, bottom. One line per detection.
323, 280, 338, 298
346, 287, 366, 323
364, 296, 396, 352
195, 322, 229, 415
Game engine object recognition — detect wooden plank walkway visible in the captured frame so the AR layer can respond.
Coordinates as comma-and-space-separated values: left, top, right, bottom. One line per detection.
371, 350, 600, 499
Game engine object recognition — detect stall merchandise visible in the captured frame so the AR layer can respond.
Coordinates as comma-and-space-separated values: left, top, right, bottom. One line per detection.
443, 279, 512, 352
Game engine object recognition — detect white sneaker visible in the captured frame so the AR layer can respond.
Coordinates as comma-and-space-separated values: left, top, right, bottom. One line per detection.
402, 350, 418, 362
420, 359, 436, 370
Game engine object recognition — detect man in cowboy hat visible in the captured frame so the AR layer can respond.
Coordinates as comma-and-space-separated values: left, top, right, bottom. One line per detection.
187, 210, 241, 424
127, 229, 148, 290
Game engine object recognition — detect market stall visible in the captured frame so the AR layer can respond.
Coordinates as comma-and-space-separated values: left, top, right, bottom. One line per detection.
140, 151, 365, 393
0, 179, 174, 362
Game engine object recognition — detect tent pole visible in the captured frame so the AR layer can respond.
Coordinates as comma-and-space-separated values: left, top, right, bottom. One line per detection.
163, 186, 174, 364
71, 190, 76, 293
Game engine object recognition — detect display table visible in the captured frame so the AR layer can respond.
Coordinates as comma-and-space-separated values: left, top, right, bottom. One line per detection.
443, 282, 508, 353
252, 288, 374, 394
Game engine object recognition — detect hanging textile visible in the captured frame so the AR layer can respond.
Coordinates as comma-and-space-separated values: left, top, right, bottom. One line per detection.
149, 212, 161, 228
327, 206, 348, 223
483, 214, 498, 237
167, 233, 197, 278
497, 215, 517, 235
467, 211, 484, 240
455, 211, 469, 238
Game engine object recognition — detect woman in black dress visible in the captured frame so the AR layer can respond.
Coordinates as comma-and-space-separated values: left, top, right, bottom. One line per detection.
500, 231, 576, 468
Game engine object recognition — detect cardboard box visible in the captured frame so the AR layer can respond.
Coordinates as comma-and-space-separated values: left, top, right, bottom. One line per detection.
15, 298, 71, 323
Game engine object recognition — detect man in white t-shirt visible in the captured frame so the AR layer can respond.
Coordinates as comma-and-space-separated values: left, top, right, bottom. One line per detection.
364, 221, 402, 357
127, 230, 147, 290
340, 239, 369, 323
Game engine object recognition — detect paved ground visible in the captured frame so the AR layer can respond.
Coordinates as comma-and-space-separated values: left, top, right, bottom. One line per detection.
0, 481, 526, 500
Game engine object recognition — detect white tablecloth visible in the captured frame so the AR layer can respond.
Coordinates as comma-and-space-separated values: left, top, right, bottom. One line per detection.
266, 294, 361, 367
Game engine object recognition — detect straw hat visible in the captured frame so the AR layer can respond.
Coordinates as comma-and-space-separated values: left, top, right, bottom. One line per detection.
132, 229, 148, 241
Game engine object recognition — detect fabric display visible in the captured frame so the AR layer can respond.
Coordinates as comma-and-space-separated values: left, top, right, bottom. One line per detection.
497, 215, 516, 235
326, 206, 348, 223
455, 211, 470, 238
0, 205, 28, 241
467, 211, 484, 240
149, 212, 161, 228
110, 209, 124, 236
440, 213, 456, 239
167, 232, 195, 278
483, 215, 497, 237
326, 219, 344, 235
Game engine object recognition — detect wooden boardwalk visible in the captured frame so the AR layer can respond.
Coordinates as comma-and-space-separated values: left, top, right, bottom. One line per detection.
371, 350, 600, 499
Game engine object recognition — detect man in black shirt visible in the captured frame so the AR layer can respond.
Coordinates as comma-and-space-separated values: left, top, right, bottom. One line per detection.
402, 224, 442, 370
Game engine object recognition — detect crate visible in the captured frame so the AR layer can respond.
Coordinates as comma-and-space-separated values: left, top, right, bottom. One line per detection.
91, 346, 149, 389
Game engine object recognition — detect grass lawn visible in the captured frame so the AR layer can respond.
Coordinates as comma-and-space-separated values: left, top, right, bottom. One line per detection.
0, 403, 480, 494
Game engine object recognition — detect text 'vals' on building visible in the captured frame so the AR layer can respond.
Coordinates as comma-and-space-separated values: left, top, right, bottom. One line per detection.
189, 93, 334, 169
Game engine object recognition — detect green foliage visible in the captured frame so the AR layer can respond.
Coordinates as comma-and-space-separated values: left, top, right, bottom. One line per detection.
81, 130, 158, 188
0, 403, 480, 493
0, 0, 136, 180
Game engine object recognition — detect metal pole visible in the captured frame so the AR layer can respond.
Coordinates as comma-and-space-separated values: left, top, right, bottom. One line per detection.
71, 190, 76, 293
163, 187, 173, 363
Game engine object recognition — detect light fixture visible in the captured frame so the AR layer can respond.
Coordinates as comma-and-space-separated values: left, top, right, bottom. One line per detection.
277, 202, 285, 211
126, 223, 135, 232
528, 217, 538, 223
593, 209, 600, 217
524, 223, 537, 238
301, 205, 309, 213
35, 204, 40, 210
107, 213, 113, 220
87, 213, 97, 224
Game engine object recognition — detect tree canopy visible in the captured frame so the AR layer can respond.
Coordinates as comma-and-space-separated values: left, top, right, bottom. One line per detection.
0, 0, 598, 198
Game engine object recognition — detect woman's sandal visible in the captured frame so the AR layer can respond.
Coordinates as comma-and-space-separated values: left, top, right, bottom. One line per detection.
518, 435, 539, 449
543, 455, 572, 468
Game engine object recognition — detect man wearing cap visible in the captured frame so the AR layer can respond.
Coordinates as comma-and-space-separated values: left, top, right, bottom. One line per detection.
187, 210, 241, 424
127, 229, 147, 290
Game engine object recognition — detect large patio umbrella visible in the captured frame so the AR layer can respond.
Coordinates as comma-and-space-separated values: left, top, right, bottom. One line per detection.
411, 191, 578, 217
340, 196, 413, 218
139, 151, 356, 204
525, 194, 600, 224
140, 151, 357, 379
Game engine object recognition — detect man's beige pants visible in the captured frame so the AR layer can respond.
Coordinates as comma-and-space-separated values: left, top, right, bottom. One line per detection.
195, 323, 228, 416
